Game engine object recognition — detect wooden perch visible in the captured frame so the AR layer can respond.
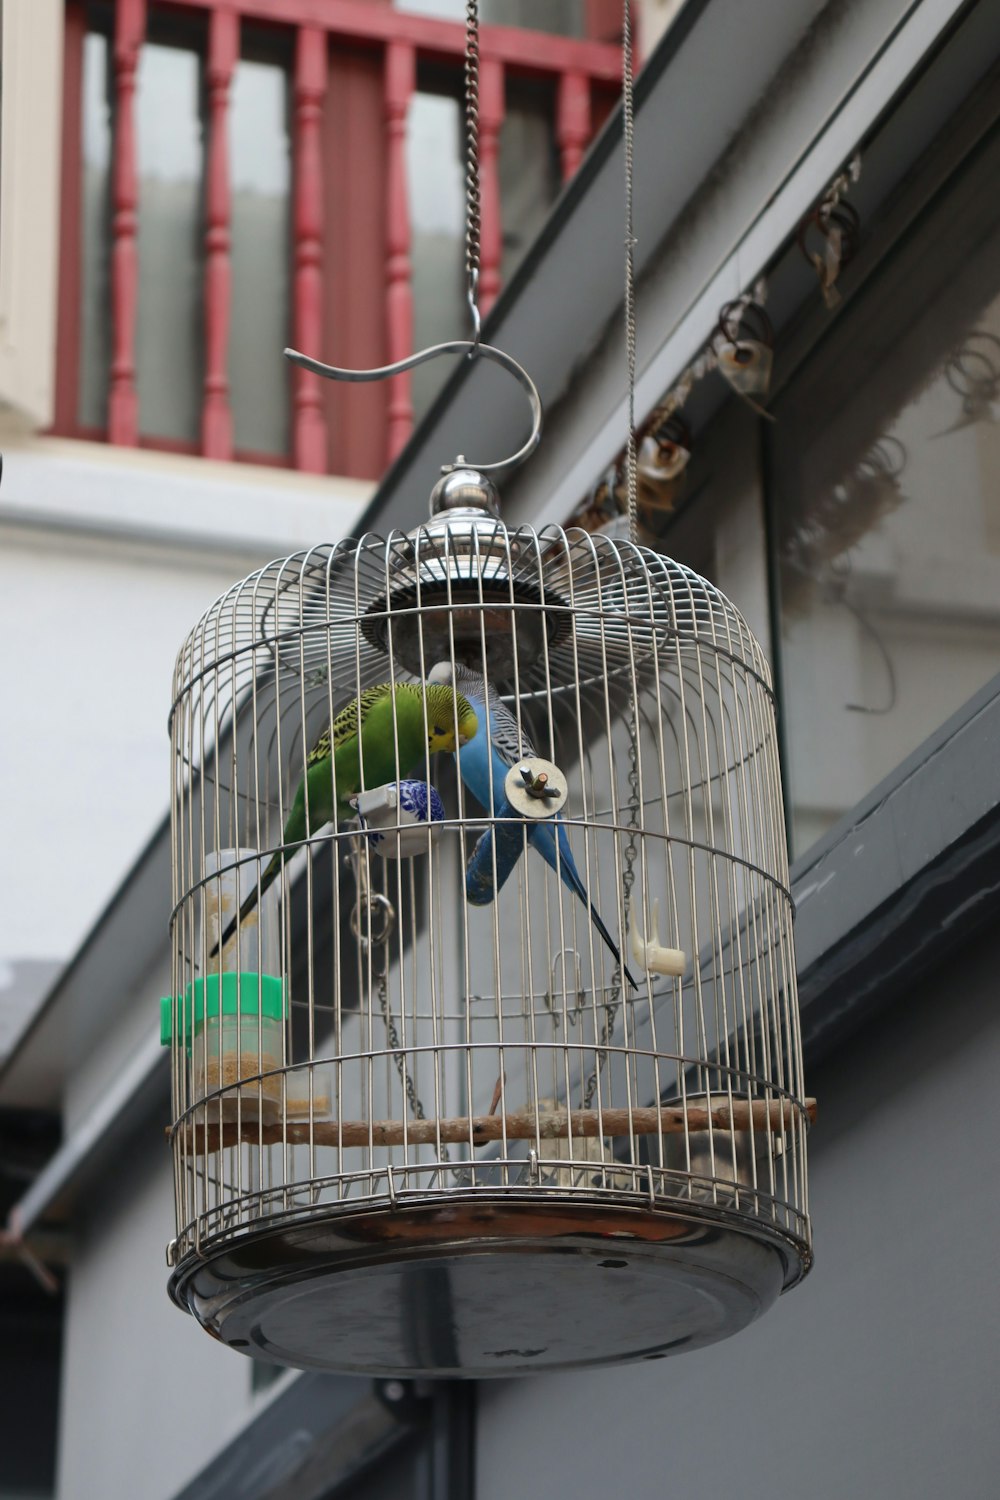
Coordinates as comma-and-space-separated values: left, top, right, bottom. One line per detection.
172, 1097, 817, 1156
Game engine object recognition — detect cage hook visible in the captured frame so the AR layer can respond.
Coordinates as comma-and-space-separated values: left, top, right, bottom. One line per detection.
547, 948, 587, 1027
284, 339, 541, 478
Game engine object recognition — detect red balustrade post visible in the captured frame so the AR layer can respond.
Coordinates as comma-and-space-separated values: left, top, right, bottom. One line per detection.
108, 0, 145, 446
477, 57, 504, 319
384, 40, 415, 463
292, 26, 329, 473
557, 71, 591, 183
324, 48, 389, 479
202, 8, 239, 460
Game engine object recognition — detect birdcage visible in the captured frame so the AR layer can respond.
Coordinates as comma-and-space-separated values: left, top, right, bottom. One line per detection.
163, 471, 812, 1377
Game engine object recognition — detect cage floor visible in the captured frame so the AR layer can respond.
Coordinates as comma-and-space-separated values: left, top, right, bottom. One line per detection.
169, 1196, 802, 1377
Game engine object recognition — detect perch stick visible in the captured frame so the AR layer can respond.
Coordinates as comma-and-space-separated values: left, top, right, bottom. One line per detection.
173, 1097, 817, 1156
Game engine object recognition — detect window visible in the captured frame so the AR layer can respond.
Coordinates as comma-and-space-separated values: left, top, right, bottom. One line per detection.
770, 115, 1000, 857
134, 38, 203, 445
57, 1, 618, 475
78, 25, 112, 432
405, 71, 560, 424
229, 46, 292, 458
396, 0, 587, 37
406, 87, 466, 423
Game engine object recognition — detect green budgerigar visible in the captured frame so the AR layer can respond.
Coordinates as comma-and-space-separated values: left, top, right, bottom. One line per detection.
210, 680, 477, 957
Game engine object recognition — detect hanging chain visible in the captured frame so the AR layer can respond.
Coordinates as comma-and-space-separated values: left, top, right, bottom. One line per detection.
375, 966, 426, 1124
374, 966, 456, 1169
464, 0, 483, 346
621, 721, 642, 919
585, 11, 643, 1107
621, 0, 642, 950
583, 719, 642, 1110
622, 0, 638, 545
348, 838, 441, 1144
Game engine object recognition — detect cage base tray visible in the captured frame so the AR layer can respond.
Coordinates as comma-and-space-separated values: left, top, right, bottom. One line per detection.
170, 1196, 800, 1377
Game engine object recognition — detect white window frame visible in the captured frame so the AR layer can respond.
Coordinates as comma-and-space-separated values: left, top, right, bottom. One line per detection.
0, 0, 64, 430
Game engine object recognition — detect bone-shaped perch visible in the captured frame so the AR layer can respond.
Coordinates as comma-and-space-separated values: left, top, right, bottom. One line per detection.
173, 1097, 817, 1155
630, 898, 686, 976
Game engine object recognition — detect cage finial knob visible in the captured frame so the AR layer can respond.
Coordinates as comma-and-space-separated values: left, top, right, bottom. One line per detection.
429, 466, 500, 518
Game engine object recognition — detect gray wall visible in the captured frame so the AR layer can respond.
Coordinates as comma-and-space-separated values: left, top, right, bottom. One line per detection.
56, 1143, 254, 1500
477, 923, 1000, 1499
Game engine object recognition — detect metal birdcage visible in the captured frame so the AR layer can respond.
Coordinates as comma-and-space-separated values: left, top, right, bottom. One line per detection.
164, 474, 813, 1377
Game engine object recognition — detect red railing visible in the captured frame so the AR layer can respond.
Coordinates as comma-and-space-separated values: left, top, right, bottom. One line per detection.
55, 0, 627, 478
107, 0, 143, 447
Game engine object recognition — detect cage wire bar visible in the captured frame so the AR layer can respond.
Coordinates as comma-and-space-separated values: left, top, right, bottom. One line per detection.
165, 514, 813, 1376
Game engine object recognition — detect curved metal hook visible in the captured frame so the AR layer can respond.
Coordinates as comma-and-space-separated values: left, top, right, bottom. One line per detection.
284, 339, 542, 477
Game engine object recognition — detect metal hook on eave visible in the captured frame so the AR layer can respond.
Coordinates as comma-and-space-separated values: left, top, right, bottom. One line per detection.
284, 338, 542, 479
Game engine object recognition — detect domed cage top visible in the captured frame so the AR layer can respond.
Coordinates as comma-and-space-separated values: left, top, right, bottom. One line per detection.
164, 513, 812, 1377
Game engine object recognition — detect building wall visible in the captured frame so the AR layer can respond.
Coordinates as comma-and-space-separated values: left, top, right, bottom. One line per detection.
55, 1141, 264, 1500
0, 437, 370, 1053
477, 923, 1000, 1500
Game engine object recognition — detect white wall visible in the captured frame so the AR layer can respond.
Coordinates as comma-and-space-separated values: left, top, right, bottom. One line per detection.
639, 0, 689, 52
477, 927, 1000, 1499
0, 437, 371, 1050
56, 1144, 258, 1500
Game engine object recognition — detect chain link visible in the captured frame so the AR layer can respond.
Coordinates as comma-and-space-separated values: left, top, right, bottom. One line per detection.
464, 0, 482, 327
583, 718, 641, 1110
374, 964, 456, 1167
585, 9, 642, 1104
622, 0, 638, 546
375, 967, 426, 1123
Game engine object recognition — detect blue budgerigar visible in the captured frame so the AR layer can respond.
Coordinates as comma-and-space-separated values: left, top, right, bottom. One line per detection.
429, 662, 638, 990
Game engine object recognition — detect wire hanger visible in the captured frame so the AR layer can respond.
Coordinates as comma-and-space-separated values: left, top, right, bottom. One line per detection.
283, 1, 541, 480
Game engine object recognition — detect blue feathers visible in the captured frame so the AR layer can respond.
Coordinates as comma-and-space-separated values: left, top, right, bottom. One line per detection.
465, 805, 526, 906
441, 664, 638, 990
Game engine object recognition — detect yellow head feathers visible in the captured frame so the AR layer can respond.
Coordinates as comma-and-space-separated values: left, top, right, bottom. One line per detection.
424, 683, 478, 754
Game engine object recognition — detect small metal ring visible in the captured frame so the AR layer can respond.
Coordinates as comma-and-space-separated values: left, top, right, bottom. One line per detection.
350, 891, 396, 948
284, 339, 542, 477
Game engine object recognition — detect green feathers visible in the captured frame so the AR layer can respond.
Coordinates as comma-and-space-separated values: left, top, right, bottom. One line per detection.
209, 680, 477, 958
309, 680, 476, 815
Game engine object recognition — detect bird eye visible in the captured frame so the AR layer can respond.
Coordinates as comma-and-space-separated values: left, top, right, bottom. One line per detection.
433, 724, 446, 735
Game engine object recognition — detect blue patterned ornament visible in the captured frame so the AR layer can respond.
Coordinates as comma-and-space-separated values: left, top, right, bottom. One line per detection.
353, 780, 446, 858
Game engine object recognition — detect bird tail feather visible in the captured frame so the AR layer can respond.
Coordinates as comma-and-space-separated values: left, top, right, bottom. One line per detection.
542, 823, 639, 991
208, 851, 281, 960
208, 782, 312, 960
